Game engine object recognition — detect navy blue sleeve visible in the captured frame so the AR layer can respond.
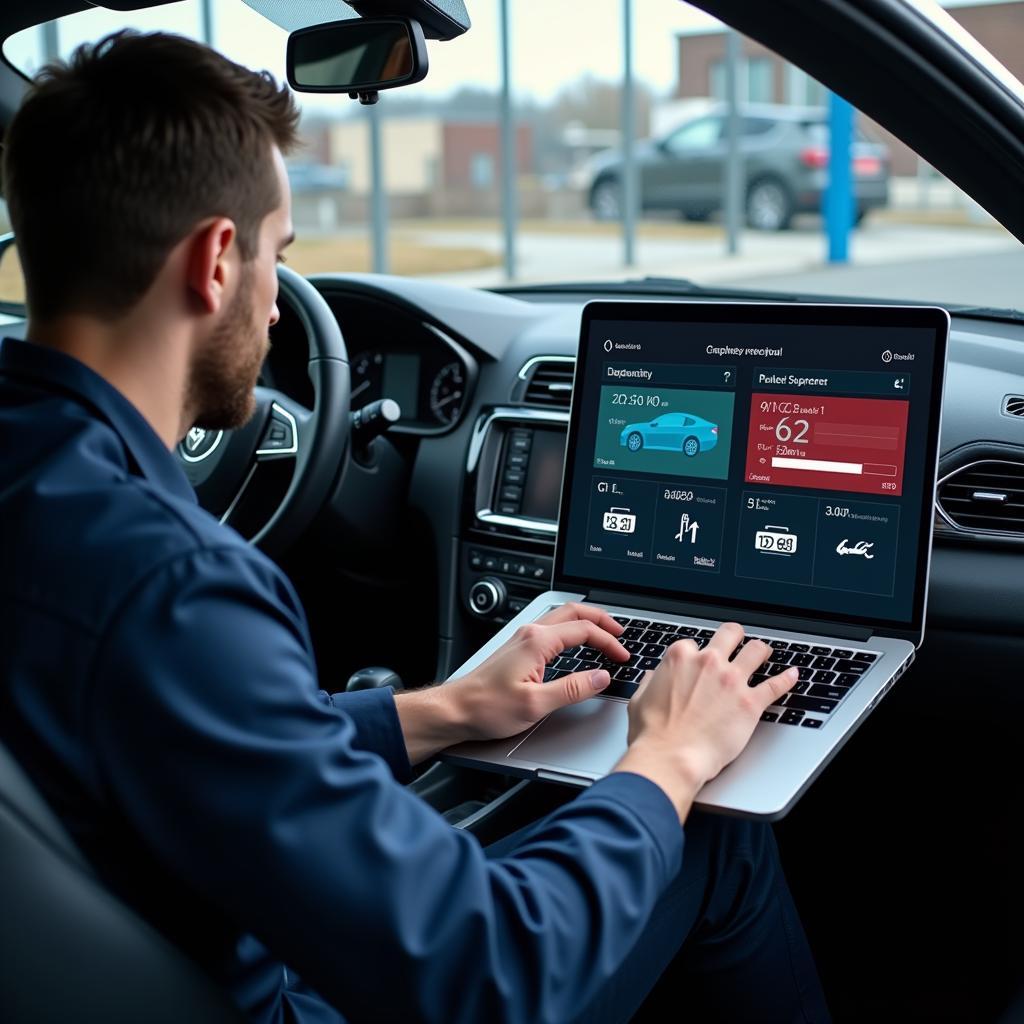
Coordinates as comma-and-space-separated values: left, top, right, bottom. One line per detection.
320, 687, 413, 783
89, 546, 684, 1024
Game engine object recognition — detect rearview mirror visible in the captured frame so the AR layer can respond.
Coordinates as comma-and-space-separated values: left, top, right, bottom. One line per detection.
286, 18, 428, 102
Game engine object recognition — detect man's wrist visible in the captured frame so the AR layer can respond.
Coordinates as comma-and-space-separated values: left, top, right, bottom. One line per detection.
612, 738, 708, 825
392, 683, 469, 765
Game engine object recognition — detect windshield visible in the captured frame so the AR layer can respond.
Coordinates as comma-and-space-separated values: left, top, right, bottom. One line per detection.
3, 0, 1023, 314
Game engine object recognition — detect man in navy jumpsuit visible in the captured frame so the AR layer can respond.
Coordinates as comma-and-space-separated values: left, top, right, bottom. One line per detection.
0, 31, 829, 1023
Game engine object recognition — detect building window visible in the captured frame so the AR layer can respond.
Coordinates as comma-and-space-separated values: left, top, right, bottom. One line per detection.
785, 65, 827, 106
710, 56, 776, 103
747, 58, 773, 102
469, 153, 494, 190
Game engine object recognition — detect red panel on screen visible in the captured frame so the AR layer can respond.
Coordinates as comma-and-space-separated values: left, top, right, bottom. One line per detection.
744, 393, 910, 496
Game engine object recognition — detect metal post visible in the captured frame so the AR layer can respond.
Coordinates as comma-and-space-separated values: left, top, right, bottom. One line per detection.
825, 92, 853, 263
723, 30, 742, 255
200, 0, 214, 47
621, 0, 637, 267
498, 0, 517, 280
369, 102, 389, 274
41, 20, 59, 63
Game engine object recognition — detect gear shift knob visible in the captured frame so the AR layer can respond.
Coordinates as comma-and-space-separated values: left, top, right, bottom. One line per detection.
345, 666, 404, 693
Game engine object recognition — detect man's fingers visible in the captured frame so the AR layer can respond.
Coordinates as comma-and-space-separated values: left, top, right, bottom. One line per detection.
525, 619, 629, 663
732, 638, 772, 676
706, 621, 744, 656
757, 666, 798, 708
537, 666, 610, 714
537, 603, 624, 636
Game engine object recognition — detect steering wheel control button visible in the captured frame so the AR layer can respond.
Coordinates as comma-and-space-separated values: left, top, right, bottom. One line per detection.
256, 403, 298, 459
469, 578, 506, 616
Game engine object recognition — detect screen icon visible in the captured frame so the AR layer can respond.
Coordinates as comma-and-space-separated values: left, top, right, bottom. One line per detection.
755, 525, 798, 555
836, 539, 876, 560
674, 513, 701, 543
602, 507, 637, 534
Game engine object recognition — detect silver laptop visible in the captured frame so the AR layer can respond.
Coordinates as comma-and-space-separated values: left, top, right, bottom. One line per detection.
444, 301, 949, 819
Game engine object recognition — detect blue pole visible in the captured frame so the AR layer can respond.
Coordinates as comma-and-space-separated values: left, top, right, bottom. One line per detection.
825, 92, 854, 263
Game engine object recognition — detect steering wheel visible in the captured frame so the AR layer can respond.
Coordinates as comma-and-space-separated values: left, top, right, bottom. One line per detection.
176, 265, 350, 554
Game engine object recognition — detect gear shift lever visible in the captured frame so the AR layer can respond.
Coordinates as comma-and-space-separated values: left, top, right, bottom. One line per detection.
345, 666, 404, 693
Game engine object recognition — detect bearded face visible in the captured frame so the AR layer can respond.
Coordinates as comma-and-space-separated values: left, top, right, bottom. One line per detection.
186, 262, 269, 431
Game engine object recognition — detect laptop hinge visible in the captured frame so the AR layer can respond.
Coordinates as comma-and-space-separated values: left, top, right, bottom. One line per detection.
583, 588, 873, 642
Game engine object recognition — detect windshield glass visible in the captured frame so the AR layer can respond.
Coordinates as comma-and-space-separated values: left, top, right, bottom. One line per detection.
4, 0, 1023, 314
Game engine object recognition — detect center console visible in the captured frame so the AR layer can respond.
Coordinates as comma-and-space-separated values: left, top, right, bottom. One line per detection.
460, 408, 567, 624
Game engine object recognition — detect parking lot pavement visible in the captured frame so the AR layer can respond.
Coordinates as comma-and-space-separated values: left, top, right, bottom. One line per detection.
727, 246, 1024, 309
412, 218, 1020, 306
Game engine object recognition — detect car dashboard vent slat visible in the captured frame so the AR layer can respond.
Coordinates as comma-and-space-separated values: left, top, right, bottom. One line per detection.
1003, 395, 1024, 418
522, 360, 576, 408
938, 460, 1024, 536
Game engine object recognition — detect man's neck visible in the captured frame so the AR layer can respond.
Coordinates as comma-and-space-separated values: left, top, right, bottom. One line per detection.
27, 313, 191, 450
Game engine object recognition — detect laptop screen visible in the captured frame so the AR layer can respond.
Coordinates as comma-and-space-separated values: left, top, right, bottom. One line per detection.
554, 302, 948, 635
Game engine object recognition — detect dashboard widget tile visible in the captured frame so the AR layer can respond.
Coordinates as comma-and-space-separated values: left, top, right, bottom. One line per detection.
593, 386, 735, 481
651, 484, 727, 573
813, 499, 900, 596
585, 477, 658, 564
745, 392, 909, 497
736, 491, 819, 586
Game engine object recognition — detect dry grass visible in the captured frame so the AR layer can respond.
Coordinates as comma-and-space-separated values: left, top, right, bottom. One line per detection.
872, 207, 1007, 231
0, 236, 499, 309
0, 245, 25, 306
285, 235, 500, 276
394, 216, 725, 240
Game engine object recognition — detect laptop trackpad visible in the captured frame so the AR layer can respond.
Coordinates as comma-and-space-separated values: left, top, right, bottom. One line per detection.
510, 698, 629, 776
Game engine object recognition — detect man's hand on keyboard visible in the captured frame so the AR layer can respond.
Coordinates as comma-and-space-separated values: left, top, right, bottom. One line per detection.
448, 604, 630, 742
613, 623, 798, 824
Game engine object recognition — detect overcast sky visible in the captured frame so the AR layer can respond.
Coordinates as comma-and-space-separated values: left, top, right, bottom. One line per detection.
3, 0, 1014, 111
4, 0, 722, 107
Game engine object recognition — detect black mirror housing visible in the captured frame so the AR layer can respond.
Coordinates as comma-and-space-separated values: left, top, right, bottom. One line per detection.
286, 17, 428, 99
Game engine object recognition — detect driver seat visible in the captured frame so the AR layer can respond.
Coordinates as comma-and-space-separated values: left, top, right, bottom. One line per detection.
0, 741, 242, 1022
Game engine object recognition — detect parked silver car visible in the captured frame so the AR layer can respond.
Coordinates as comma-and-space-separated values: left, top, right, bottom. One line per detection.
587, 102, 890, 230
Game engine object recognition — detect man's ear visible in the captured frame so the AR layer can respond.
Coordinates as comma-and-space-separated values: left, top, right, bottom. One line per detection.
186, 217, 237, 315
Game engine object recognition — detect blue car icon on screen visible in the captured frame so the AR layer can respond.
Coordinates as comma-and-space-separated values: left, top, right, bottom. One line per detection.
619, 412, 719, 456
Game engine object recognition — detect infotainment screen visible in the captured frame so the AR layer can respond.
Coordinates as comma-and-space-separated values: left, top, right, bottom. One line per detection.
520, 428, 566, 522
555, 302, 948, 633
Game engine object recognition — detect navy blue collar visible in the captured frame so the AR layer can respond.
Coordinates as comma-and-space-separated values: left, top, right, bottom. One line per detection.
0, 337, 197, 505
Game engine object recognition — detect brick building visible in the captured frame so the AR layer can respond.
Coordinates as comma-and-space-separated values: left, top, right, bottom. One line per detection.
674, 0, 1024, 175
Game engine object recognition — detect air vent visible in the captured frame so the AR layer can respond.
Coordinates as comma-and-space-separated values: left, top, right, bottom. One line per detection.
1003, 395, 1024, 418
522, 358, 575, 408
938, 460, 1024, 535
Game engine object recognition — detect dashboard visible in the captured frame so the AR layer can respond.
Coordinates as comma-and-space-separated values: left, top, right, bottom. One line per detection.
279, 274, 1024, 683
322, 292, 476, 434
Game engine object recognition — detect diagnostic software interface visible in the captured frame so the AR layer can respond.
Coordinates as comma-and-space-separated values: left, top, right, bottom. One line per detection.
556, 305, 946, 630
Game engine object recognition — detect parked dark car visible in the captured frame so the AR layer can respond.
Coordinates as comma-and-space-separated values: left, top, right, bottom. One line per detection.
587, 101, 890, 230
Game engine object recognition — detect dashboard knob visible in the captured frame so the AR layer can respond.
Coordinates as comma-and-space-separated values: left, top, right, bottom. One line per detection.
469, 577, 507, 616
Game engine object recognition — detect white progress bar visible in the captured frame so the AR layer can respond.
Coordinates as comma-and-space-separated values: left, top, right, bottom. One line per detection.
771, 457, 897, 476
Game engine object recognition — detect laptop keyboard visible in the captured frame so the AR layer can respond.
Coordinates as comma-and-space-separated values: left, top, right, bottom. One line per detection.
542, 615, 880, 730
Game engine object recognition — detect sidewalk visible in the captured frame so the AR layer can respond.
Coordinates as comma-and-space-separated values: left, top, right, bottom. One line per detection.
408, 217, 1015, 290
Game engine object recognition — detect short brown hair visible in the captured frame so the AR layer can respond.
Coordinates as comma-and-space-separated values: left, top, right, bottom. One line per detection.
2, 31, 300, 321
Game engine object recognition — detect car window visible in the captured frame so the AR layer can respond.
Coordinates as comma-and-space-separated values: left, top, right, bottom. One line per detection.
662, 116, 723, 153
4, 0, 1024, 314
743, 117, 776, 136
